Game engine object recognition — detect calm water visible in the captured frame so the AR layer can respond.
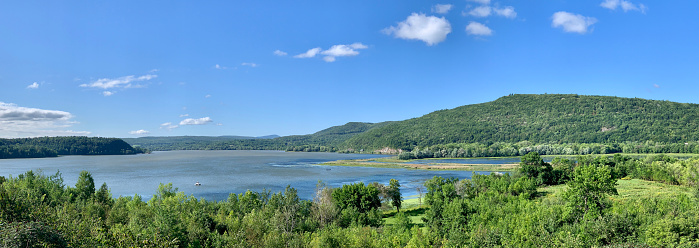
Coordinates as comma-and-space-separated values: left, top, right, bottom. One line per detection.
0, 150, 501, 201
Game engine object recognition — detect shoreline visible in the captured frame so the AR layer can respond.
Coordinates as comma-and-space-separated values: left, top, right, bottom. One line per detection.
321, 158, 518, 171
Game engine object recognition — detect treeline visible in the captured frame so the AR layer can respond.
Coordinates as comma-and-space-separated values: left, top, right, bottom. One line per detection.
344, 94, 699, 150
398, 141, 699, 159
0, 136, 147, 159
2, 153, 699, 247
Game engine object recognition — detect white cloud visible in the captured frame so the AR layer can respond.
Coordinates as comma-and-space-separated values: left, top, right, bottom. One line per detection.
383, 13, 452, 46
241, 62, 258, 67
160, 122, 179, 130
494, 6, 517, 18
0, 102, 90, 138
274, 50, 288, 56
129, 129, 150, 135
432, 4, 453, 14
469, 6, 492, 17
27, 82, 39, 89
467, 0, 490, 4
102, 91, 114, 96
323, 56, 336, 62
294, 47, 322, 58
215, 64, 223, 69
600, 0, 647, 13
180, 117, 213, 125
321, 44, 366, 57
294, 43, 368, 62
349, 42, 368, 49
653, 84, 660, 88
179, 114, 189, 117
465, 22, 493, 36
551, 11, 597, 34
205, 94, 211, 98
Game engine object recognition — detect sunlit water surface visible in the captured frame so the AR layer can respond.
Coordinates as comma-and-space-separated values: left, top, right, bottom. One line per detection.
0, 150, 503, 201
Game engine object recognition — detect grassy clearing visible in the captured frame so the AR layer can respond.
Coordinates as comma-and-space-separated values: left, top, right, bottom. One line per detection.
383, 206, 428, 230
538, 178, 696, 202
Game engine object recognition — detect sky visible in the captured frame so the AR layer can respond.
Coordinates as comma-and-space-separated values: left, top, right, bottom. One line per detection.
1, 0, 697, 138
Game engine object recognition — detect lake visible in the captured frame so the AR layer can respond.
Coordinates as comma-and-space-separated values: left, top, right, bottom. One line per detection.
0, 150, 503, 201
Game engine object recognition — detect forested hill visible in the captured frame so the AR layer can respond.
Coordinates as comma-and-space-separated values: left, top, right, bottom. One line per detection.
123, 122, 389, 151
0, 136, 146, 159
343, 94, 699, 150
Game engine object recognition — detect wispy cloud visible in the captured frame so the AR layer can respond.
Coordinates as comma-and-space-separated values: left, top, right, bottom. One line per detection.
0, 102, 90, 138
467, 5, 517, 18
80, 74, 156, 96
600, 0, 647, 13
180, 117, 213, 125
383, 13, 452, 46
274, 50, 288, 56
129, 129, 150, 135
179, 114, 189, 117
81, 74, 156, 90
241, 62, 258, 67
467, 0, 490, 4
551, 11, 597, 34
27, 82, 39, 89
432, 4, 453, 14
466, 21, 493, 36
294, 48, 323, 58
160, 122, 179, 130
653, 84, 660, 88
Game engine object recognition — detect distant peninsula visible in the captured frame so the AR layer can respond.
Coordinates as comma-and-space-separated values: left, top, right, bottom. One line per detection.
0, 136, 147, 159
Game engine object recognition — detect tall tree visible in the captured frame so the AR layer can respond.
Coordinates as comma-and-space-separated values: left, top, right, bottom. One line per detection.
388, 179, 402, 212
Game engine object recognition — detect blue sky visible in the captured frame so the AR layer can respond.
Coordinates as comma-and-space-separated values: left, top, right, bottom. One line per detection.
1, 0, 697, 138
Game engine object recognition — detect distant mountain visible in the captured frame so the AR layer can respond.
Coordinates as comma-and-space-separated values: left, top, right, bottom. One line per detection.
342, 94, 699, 150
122, 123, 389, 151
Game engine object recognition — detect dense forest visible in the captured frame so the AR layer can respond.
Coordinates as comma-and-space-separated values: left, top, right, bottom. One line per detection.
2, 153, 698, 247
344, 94, 699, 150
0, 137, 147, 159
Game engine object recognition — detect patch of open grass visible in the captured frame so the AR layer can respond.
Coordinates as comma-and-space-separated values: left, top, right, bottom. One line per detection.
537, 178, 696, 202
383, 206, 428, 230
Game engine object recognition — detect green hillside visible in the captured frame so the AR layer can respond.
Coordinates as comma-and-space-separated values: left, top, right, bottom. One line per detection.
343, 94, 699, 150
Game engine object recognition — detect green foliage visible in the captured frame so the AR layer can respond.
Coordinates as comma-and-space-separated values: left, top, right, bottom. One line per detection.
331, 182, 383, 227
1, 162, 698, 247
563, 164, 618, 221
73, 170, 95, 202
518, 152, 555, 185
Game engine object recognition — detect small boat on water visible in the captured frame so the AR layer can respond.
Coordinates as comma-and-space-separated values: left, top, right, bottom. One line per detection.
195, 182, 201, 186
